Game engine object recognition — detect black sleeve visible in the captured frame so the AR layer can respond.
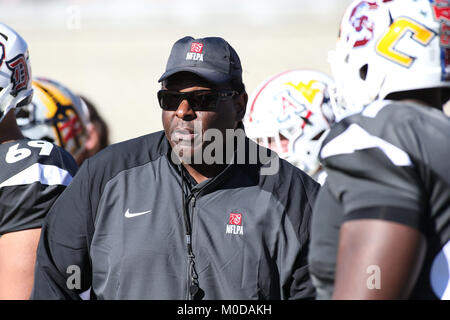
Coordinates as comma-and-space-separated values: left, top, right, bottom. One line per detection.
308, 182, 343, 282
31, 158, 94, 300
287, 237, 316, 300
0, 184, 67, 235
283, 171, 320, 300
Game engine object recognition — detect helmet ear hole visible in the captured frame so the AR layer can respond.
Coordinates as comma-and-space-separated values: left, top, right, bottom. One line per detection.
311, 130, 326, 141
359, 64, 368, 81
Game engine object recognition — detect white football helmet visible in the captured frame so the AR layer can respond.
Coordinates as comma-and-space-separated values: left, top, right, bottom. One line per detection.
243, 69, 335, 179
0, 23, 33, 123
330, 0, 450, 117
16, 77, 90, 160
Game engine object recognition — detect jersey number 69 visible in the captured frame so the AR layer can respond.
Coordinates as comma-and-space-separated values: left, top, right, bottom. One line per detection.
6, 140, 54, 164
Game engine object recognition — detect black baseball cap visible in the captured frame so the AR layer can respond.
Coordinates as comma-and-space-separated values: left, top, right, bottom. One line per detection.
158, 36, 243, 86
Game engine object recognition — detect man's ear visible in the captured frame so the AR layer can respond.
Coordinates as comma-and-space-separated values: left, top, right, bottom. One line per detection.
234, 92, 248, 122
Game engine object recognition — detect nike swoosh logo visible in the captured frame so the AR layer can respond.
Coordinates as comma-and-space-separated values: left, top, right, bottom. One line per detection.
125, 209, 152, 218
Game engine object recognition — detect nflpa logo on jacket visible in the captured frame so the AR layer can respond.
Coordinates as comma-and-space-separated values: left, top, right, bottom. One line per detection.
226, 213, 244, 235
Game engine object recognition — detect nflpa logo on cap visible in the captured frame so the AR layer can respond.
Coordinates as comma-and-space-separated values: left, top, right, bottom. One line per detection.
190, 42, 204, 53
186, 42, 204, 62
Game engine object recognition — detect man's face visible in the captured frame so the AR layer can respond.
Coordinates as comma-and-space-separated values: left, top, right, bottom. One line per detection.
161, 73, 246, 164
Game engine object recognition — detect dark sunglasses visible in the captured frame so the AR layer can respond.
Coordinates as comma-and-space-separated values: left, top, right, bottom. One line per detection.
157, 89, 239, 111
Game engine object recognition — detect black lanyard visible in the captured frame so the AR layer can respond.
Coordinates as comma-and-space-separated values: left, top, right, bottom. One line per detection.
179, 165, 201, 300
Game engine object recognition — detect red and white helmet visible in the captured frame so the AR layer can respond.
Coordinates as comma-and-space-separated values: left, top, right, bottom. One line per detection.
329, 0, 450, 116
243, 69, 335, 179
0, 23, 33, 123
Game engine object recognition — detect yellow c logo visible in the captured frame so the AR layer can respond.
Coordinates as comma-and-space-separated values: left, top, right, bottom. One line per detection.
376, 17, 436, 68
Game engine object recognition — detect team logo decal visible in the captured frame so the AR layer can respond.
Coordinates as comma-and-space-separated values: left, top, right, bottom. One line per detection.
347, 1, 378, 48
49, 100, 85, 150
6, 54, 29, 93
431, 0, 450, 80
186, 42, 204, 61
58, 111, 83, 143
285, 80, 321, 104
433, 4, 450, 47
0, 42, 5, 68
274, 88, 307, 123
226, 212, 244, 235
273, 80, 325, 127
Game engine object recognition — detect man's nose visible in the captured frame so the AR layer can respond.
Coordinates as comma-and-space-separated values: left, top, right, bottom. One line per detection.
176, 99, 196, 120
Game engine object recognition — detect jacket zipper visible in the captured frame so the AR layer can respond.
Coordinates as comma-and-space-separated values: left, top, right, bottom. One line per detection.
185, 194, 197, 299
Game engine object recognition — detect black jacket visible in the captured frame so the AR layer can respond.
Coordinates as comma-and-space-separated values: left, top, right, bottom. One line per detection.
32, 131, 320, 300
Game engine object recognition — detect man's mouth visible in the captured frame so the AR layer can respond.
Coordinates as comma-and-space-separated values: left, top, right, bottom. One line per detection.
172, 128, 200, 144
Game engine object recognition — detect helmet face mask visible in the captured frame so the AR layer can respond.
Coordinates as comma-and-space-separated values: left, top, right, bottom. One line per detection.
244, 69, 334, 177
16, 78, 89, 161
0, 23, 33, 123
330, 0, 450, 116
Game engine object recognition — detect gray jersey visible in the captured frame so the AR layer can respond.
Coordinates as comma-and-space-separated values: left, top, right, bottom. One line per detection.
309, 100, 450, 299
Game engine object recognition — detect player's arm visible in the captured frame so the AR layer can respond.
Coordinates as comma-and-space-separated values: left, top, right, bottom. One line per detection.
0, 228, 41, 299
0, 142, 78, 299
333, 216, 426, 299
319, 111, 433, 299
31, 159, 94, 300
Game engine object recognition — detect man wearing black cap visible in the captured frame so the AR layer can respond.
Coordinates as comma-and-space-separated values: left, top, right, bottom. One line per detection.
31, 36, 320, 300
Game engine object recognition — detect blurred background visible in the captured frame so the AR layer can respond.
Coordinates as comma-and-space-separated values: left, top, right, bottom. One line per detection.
1, 0, 353, 143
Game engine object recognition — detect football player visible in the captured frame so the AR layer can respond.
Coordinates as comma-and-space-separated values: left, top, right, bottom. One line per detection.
0, 23, 77, 299
243, 69, 335, 184
77, 94, 110, 159
308, 0, 450, 299
17, 77, 108, 165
